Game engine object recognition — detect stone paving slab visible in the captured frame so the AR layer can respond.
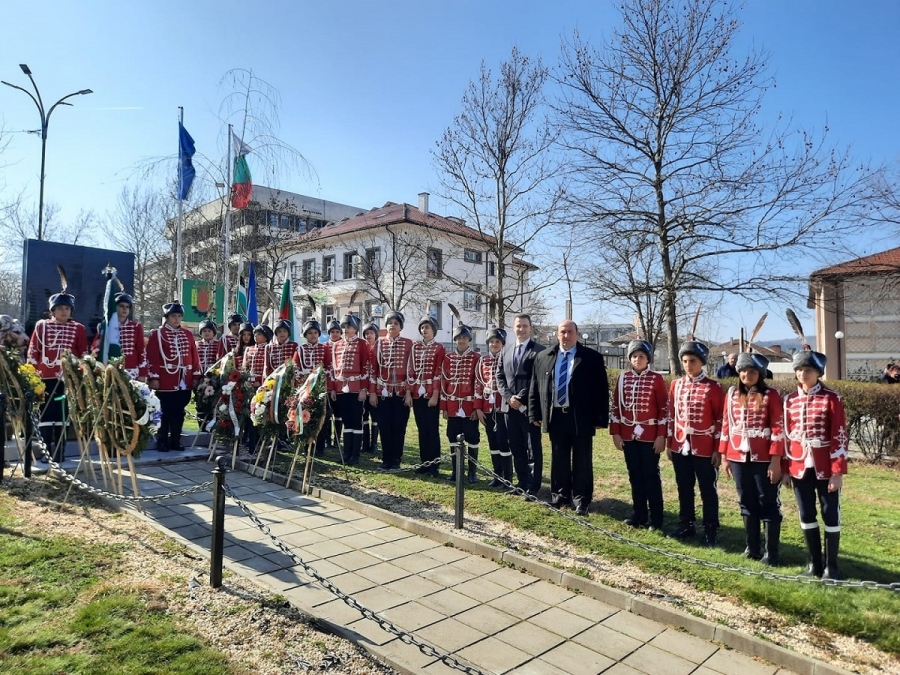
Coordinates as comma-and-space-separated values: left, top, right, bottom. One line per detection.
76, 456, 854, 675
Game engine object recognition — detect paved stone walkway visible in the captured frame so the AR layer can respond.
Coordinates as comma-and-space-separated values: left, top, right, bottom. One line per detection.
107, 459, 817, 675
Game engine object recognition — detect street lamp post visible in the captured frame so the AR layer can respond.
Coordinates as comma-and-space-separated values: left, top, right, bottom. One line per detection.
2, 64, 92, 241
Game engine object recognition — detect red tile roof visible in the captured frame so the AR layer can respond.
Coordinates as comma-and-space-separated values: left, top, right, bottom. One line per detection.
811, 246, 900, 278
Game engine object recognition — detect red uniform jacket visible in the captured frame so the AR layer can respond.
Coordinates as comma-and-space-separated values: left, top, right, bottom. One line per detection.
440, 348, 481, 417
293, 342, 326, 376
475, 352, 503, 413
370, 336, 413, 396
783, 383, 848, 479
408, 339, 445, 400
217, 333, 239, 360
719, 386, 784, 462
668, 374, 725, 457
146, 325, 201, 391
610, 369, 669, 442
90, 319, 147, 378
328, 337, 370, 394
28, 319, 89, 379
196, 338, 220, 375
264, 339, 298, 377
241, 344, 267, 386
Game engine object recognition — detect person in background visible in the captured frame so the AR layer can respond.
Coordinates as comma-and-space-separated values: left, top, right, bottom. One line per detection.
409, 315, 445, 476
92, 291, 147, 381
477, 327, 512, 487
668, 340, 725, 545
496, 314, 545, 497
264, 318, 298, 377
195, 319, 219, 374
217, 313, 245, 359
720, 353, 784, 565
880, 362, 900, 384
529, 319, 608, 515
232, 322, 254, 370
440, 323, 483, 483
146, 302, 201, 453
325, 319, 344, 449
610, 340, 668, 530
28, 285, 89, 462
783, 348, 848, 580
716, 352, 739, 379
240, 324, 271, 455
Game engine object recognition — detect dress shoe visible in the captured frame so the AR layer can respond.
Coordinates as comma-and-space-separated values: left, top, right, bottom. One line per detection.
525, 487, 540, 497
668, 521, 697, 540
505, 484, 526, 495
171, 445, 185, 452
623, 517, 648, 528
575, 505, 589, 516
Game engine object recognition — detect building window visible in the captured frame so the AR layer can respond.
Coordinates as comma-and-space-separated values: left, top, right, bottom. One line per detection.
429, 301, 442, 330
365, 247, 381, 277
463, 285, 481, 311
322, 304, 336, 326
486, 260, 496, 277
364, 300, 381, 321
302, 259, 315, 286
426, 248, 443, 278
464, 248, 482, 264
343, 252, 355, 280
322, 255, 335, 282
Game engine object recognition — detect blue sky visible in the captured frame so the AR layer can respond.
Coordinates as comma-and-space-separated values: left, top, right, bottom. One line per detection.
2, 0, 899, 341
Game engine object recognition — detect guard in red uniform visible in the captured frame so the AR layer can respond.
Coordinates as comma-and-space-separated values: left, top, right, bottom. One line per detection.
720, 353, 784, 565
668, 341, 725, 545
611, 340, 669, 530
784, 348, 848, 580
27, 287, 89, 461
369, 311, 412, 470
242, 325, 271, 387
217, 313, 245, 359
147, 302, 201, 452
409, 315, 445, 476
232, 322, 254, 370
293, 319, 328, 454
325, 319, 343, 448
196, 319, 220, 374
329, 314, 370, 465
476, 328, 511, 487
264, 319, 298, 377
92, 292, 148, 381
440, 324, 483, 483
361, 321, 380, 455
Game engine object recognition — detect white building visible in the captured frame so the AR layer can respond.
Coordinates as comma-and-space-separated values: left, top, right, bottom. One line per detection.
283, 193, 538, 347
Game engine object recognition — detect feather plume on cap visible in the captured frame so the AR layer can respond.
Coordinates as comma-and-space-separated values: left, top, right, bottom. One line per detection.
305, 294, 317, 312
57, 265, 68, 293
748, 312, 767, 350
447, 302, 462, 324
688, 304, 701, 340
785, 308, 811, 350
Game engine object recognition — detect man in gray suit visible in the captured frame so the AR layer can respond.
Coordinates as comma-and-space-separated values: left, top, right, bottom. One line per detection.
496, 314, 545, 496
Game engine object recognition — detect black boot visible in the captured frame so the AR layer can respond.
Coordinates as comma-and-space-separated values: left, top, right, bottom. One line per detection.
801, 527, 824, 578
760, 520, 781, 566
822, 531, 841, 580
488, 454, 503, 487
467, 445, 478, 484
500, 455, 513, 484
52, 430, 66, 463
667, 521, 696, 540
362, 421, 370, 452
704, 524, 718, 547
743, 516, 762, 560
370, 424, 379, 454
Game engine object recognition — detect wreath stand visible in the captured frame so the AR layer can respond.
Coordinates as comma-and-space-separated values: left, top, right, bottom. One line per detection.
102, 365, 142, 501
0, 350, 49, 478
285, 439, 316, 491
253, 436, 278, 481
60, 356, 102, 486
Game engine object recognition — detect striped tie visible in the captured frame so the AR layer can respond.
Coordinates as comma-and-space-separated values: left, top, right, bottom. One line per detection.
514, 343, 523, 371
557, 351, 569, 406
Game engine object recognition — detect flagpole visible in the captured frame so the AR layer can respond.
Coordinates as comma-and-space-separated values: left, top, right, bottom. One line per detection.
223, 123, 233, 318
176, 107, 185, 303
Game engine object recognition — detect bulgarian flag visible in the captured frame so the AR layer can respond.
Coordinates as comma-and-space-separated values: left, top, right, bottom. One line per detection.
231, 129, 252, 209
97, 272, 122, 363
279, 274, 301, 340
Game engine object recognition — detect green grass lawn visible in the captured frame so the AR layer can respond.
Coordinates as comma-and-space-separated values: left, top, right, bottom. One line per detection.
272, 417, 900, 656
0, 494, 231, 675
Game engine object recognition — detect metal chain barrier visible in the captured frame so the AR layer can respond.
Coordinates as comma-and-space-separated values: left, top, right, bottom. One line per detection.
223, 483, 486, 675
469, 457, 900, 594
310, 454, 449, 476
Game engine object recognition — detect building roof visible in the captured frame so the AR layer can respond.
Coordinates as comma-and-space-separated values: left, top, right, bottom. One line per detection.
811, 246, 900, 278
707, 339, 793, 362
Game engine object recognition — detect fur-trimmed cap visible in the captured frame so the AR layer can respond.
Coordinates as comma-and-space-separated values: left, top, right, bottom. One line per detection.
418, 316, 438, 334
273, 318, 292, 335
49, 293, 75, 311
453, 323, 473, 341
227, 313, 245, 326
114, 292, 134, 307
385, 310, 404, 328
736, 352, 769, 376
253, 324, 274, 341
678, 340, 709, 365
792, 349, 826, 376
487, 327, 507, 345
361, 321, 379, 337
198, 319, 217, 334
627, 339, 653, 361
340, 313, 360, 331
302, 319, 321, 337
162, 302, 185, 317
326, 319, 342, 333
238, 322, 254, 335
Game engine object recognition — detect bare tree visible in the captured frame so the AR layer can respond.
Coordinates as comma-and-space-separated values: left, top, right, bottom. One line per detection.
433, 47, 563, 329
555, 0, 872, 373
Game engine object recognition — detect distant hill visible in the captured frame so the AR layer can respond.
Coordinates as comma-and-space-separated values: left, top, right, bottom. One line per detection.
757, 338, 816, 352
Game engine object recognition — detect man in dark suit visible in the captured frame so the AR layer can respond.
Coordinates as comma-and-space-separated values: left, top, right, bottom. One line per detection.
529, 319, 609, 515
497, 314, 545, 496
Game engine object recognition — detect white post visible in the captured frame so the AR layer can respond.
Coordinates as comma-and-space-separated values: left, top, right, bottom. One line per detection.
223, 124, 233, 317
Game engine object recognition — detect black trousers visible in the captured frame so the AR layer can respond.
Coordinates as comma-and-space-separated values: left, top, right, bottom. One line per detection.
670, 451, 719, 527
375, 395, 410, 468
38, 377, 66, 458
446, 416, 480, 474
729, 459, 782, 523
413, 397, 441, 465
484, 410, 509, 457
622, 440, 664, 526
791, 468, 841, 531
506, 407, 543, 491
157, 389, 192, 449
336, 393, 364, 465
548, 409, 593, 508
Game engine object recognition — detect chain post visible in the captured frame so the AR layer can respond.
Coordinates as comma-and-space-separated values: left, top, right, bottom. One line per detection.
210, 455, 228, 588
454, 433, 465, 529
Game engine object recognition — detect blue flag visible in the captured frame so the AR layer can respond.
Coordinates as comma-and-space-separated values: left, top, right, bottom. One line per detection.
177, 121, 196, 201
246, 261, 258, 325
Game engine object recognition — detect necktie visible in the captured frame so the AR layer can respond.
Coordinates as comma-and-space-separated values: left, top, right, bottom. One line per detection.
514, 343, 523, 371
557, 351, 569, 406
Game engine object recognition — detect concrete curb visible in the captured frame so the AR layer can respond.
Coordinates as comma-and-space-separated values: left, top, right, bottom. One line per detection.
235, 459, 854, 675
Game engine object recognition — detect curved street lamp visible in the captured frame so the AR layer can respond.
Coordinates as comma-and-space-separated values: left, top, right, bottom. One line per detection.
2, 64, 92, 241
